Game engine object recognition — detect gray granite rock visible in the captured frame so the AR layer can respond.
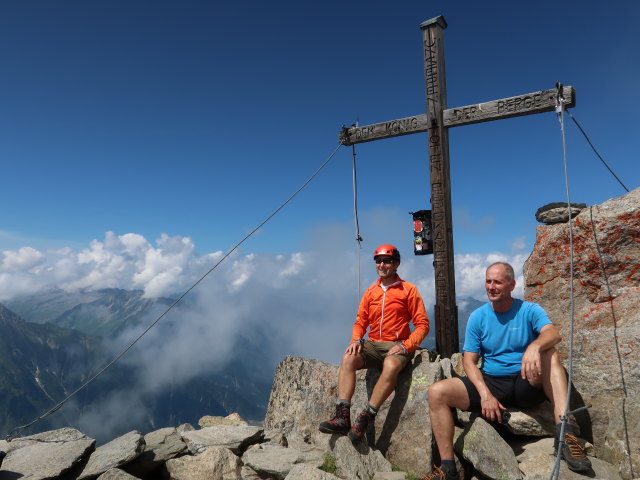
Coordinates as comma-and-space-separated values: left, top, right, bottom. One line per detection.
265, 353, 441, 477
122, 426, 188, 477
506, 401, 555, 436
165, 445, 242, 480
199, 413, 248, 428
285, 463, 341, 479
0, 427, 95, 480
525, 187, 640, 477
519, 451, 621, 480
454, 416, 522, 480
181, 425, 263, 455
79, 430, 145, 479
96, 468, 141, 479
331, 436, 392, 480
372, 473, 408, 480
535, 202, 586, 224
242, 444, 324, 480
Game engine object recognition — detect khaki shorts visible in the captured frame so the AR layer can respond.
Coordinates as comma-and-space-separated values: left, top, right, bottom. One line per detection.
361, 340, 411, 370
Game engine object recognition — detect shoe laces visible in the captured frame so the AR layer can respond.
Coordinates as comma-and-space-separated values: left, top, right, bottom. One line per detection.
330, 404, 350, 422
564, 433, 587, 459
353, 410, 374, 433
418, 465, 446, 479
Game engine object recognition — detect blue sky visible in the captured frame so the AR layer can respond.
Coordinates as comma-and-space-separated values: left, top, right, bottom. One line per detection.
1, 1, 638, 308
0, 2, 639, 435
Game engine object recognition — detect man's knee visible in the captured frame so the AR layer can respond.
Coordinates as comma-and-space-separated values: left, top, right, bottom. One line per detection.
540, 346, 557, 360
341, 353, 364, 371
428, 378, 471, 410
541, 348, 563, 371
428, 379, 455, 404
380, 355, 404, 377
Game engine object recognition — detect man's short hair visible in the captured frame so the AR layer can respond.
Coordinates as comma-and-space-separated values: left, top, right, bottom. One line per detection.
487, 262, 515, 282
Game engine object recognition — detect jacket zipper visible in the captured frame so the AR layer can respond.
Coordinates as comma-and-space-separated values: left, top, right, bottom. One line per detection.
379, 290, 386, 339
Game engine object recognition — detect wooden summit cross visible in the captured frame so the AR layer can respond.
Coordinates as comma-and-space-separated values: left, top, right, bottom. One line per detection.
338, 15, 575, 358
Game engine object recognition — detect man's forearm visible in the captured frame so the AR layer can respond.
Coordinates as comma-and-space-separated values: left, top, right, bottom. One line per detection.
531, 324, 561, 352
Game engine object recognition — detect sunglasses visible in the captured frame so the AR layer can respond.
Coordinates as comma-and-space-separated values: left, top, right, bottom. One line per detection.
375, 258, 394, 264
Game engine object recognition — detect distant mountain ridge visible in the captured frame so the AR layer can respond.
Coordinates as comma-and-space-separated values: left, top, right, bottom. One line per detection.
0, 291, 272, 443
0, 304, 108, 435
5, 288, 176, 337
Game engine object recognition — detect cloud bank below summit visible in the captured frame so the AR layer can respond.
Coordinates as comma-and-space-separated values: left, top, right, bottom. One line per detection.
1, 229, 531, 438
0, 229, 528, 307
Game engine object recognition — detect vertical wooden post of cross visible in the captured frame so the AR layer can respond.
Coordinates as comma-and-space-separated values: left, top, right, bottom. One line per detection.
421, 16, 459, 358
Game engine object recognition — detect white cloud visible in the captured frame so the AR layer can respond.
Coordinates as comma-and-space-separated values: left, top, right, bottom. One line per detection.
0, 231, 222, 301
1, 246, 44, 272
0, 219, 534, 367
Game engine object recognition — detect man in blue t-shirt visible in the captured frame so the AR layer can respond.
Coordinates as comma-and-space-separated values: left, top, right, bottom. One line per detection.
418, 262, 591, 480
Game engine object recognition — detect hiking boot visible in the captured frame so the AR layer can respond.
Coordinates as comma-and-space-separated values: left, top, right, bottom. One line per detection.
347, 408, 375, 443
417, 465, 457, 480
319, 403, 351, 434
555, 432, 592, 472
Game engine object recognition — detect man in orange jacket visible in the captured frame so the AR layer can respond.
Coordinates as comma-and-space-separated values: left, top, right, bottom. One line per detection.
319, 244, 429, 443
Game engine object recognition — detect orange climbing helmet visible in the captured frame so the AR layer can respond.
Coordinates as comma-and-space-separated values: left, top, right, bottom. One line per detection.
373, 244, 400, 262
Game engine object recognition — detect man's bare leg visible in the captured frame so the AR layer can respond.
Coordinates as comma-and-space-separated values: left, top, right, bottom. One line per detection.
538, 348, 592, 472
338, 353, 365, 401
539, 348, 568, 423
367, 355, 404, 408
319, 353, 366, 435
428, 378, 471, 459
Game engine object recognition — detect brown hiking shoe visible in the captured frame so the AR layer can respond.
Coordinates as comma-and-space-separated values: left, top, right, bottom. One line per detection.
417, 465, 457, 480
555, 432, 592, 472
319, 403, 351, 434
347, 408, 376, 443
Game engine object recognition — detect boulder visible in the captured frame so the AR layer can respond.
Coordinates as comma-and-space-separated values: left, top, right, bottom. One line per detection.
241, 444, 324, 479
372, 473, 408, 480
506, 401, 556, 437
181, 425, 264, 455
122, 426, 188, 477
454, 416, 522, 480
0, 427, 95, 480
199, 413, 248, 428
518, 451, 621, 480
96, 469, 140, 479
264, 355, 340, 445
284, 463, 341, 479
165, 445, 242, 480
600, 398, 640, 480
78, 430, 145, 479
331, 436, 392, 480
535, 202, 586, 224
524, 187, 640, 478
264, 352, 442, 477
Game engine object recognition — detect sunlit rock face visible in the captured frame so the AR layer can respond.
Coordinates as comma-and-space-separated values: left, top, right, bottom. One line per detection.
524, 187, 640, 479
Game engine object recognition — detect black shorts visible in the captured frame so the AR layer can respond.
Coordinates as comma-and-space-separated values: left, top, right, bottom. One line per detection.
460, 373, 548, 412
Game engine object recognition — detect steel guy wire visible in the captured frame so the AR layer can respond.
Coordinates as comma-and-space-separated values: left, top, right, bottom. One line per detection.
352, 143, 364, 302
550, 89, 577, 480
566, 110, 629, 193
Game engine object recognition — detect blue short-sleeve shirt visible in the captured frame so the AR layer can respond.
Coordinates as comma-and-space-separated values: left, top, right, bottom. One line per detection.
463, 299, 552, 376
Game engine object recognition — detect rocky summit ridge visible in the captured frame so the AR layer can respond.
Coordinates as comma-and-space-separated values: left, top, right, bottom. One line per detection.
0, 187, 637, 480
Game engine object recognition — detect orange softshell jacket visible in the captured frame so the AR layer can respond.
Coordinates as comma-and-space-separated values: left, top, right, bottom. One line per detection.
351, 275, 429, 353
